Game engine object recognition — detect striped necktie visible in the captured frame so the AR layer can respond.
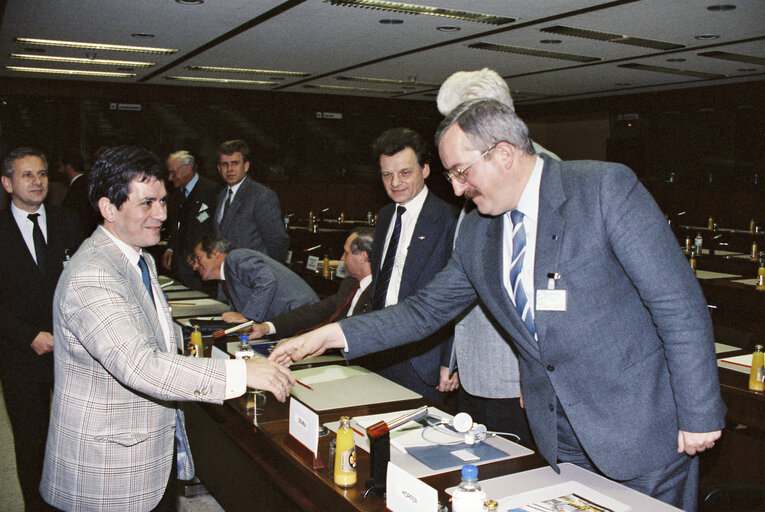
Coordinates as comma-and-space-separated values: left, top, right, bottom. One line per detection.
510, 210, 535, 337
372, 205, 405, 310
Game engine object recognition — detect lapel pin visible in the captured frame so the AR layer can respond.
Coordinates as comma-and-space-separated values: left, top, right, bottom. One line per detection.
418, 236, 426, 240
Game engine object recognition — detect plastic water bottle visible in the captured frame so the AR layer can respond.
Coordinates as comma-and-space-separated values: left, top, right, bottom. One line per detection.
452, 465, 486, 512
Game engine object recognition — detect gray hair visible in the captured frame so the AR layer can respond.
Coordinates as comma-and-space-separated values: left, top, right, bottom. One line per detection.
168, 150, 196, 169
198, 234, 233, 256
3, 147, 48, 177
435, 99, 535, 155
436, 68, 514, 116
349, 226, 374, 257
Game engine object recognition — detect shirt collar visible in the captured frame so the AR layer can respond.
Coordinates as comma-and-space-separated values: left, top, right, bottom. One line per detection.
185, 173, 199, 196
514, 156, 544, 223
358, 274, 372, 291
99, 225, 142, 268
10, 201, 45, 226
397, 184, 428, 218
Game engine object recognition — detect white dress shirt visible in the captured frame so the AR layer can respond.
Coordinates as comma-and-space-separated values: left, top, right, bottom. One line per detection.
11, 202, 47, 264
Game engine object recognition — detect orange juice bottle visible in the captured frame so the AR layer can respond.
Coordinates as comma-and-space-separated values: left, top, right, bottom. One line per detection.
189, 325, 203, 357
749, 345, 764, 392
333, 416, 357, 487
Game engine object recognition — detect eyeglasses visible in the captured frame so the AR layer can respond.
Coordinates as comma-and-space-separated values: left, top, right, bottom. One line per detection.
443, 143, 499, 185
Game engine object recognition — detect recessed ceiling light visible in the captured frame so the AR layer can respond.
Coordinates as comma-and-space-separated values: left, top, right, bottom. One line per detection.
185, 65, 309, 77
695, 34, 720, 40
131, 33, 155, 39
379, 19, 404, 25
540, 39, 561, 44
707, 4, 736, 11
326, 0, 514, 25
436, 25, 460, 32
6, 66, 136, 77
166, 76, 277, 85
737, 67, 757, 72
666, 58, 686, 62
10, 54, 155, 67
15, 37, 177, 54
176, 0, 204, 4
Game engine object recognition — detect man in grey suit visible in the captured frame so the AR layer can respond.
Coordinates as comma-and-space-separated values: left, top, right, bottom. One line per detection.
248, 227, 374, 339
271, 100, 725, 511
193, 234, 318, 324
41, 146, 294, 511
214, 139, 289, 262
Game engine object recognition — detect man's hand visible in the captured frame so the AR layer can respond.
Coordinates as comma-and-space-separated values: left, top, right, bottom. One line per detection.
161, 249, 173, 271
248, 323, 271, 340
677, 430, 721, 456
437, 367, 459, 392
30, 331, 54, 355
244, 356, 296, 402
269, 323, 346, 366
222, 311, 248, 324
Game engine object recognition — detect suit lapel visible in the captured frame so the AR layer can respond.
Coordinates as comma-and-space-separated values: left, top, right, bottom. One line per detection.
532, 157, 567, 347
399, 193, 440, 299
371, 204, 394, 280
2, 208, 44, 279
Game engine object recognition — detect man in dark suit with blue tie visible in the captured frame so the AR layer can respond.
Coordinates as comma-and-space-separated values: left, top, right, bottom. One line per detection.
0, 147, 83, 511
214, 139, 289, 262
272, 100, 726, 511
364, 127, 458, 404
161, 150, 221, 294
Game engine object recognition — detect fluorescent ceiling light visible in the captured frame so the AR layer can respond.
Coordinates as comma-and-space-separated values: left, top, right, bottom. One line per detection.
185, 65, 309, 77
698, 51, 765, 66
336, 75, 439, 87
468, 42, 600, 63
540, 26, 683, 51
618, 63, 725, 79
7, 66, 136, 77
303, 84, 400, 94
165, 76, 277, 85
10, 54, 155, 67
324, 0, 514, 25
15, 37, 178, 54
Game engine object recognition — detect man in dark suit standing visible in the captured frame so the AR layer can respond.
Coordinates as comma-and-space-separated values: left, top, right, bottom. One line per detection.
249, 227, 374, 339
272, 100, 725, 511
161, 150, 221, 294
59, 150, 98, 234
0, 147, 83, 511
214, 139, 289, 262
365, 128, 458, 404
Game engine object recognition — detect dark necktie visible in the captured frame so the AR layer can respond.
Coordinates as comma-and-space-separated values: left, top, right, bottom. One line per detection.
373, 205, 405, 310
220, 188, 233, 225
137, 255, 155, 306
510, 210, 535, 337
295, 281, 360, 336
27, 213, 46, 273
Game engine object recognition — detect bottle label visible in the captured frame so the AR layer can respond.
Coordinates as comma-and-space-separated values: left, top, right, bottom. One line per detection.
758, 366, 764, 383
339, 446, 356, 473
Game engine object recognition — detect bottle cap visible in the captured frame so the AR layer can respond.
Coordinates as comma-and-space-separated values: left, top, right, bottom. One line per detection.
240, 334, 249, 342
461, 464, 478, 479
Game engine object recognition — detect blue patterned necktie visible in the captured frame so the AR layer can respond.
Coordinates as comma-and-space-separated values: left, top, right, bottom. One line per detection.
373, 205, 405, 310
510, 210, 535, 337
137, 255, 155, 306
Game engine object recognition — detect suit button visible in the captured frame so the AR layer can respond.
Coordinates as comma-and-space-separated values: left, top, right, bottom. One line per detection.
549, 404, 554, 412
546, 365, 555, 372
194, 390, 201, 397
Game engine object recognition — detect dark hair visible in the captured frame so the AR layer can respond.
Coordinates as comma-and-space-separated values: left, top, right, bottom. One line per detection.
372, 127, 430, 168
88, 146, 166, 212
216, 139, 250, 162
349, 226, 374, 257
3, 147, 48, 177
59, 150, 85, 171
198, 234, 233, 256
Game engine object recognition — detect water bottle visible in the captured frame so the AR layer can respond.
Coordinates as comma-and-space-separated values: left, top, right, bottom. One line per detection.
694, 232, 703, 256
452, 464, 486, 512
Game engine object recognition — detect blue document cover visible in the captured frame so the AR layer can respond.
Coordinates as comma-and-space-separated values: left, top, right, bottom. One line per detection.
406, 443, 508, 470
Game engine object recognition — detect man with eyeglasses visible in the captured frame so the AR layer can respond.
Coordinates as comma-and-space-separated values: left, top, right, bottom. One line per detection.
214, 139, 289, 263
362, 127, 458, 404
271, 100, 725, 511
162, 150, 221, 294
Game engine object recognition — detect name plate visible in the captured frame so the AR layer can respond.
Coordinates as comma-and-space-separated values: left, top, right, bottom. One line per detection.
288, 397, 319, 456
386, 462, 438, 512
536, 289, 567, 311
306, 255, 320, 272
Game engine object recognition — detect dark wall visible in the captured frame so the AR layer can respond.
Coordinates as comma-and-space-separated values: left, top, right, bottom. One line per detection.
2, 77, 763, 225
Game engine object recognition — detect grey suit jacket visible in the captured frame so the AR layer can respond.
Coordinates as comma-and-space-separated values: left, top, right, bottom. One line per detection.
41, 228, 230, 511
339, 156, 726, 480
224, 248, 319, 322
215, 176, 289, 262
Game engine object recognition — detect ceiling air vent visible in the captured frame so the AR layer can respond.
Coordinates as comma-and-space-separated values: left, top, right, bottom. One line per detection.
540, 25, 684, 50
323, 0, 514, 25
468, 42, 600, 63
